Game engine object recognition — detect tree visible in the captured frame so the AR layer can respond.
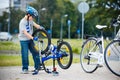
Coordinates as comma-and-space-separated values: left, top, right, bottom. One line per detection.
30, 0, 78, 38
10, 8, 24, 34
84, 0, 120, 37
0, 8, 24, 34
1, 0, 78, 38
0, 12, 8, 32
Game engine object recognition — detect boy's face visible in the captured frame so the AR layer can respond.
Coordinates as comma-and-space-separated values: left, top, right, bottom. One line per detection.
27, 14, 33, 20
29, 16, 33, 20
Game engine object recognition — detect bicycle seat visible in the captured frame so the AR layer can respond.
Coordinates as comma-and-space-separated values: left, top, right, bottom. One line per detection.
96, 25, 107, 29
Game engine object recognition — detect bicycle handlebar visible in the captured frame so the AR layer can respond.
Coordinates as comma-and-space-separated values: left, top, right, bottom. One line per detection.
117, 15, 120, 24
111, 15, 120, 27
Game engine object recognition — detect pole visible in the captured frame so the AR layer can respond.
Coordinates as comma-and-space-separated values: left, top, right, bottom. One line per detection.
68, 24, 71, 39
50, 19, 53, 38
60, 17, 63, 40
60, 14, 68, 40
81, 13, 84, 41
68, 25, 69, 39
114, 26, 116, 38
38, 8, 46, 24
8, 0, 11, 33
0, 23, 1, 32
68, 20, 71, 39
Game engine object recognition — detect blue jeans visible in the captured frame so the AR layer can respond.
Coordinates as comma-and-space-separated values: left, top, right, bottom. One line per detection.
20, 40, 40, 70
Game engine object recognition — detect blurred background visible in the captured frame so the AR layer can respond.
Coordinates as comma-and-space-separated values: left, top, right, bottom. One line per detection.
0, 0, 120, 66
0, 0, 120, 40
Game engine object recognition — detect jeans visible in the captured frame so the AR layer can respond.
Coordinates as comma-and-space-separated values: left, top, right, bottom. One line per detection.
20, 40, 40, 70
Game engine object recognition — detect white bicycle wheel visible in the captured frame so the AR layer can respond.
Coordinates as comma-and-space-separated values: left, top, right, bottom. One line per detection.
80, 38, 101, 73
104, 39, 120, 77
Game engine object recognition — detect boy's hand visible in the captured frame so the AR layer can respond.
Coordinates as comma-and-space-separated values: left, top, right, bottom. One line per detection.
40, 26, 45, 30
33, 36, 38, 41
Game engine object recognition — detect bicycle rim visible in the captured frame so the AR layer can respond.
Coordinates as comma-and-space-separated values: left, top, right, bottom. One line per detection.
104, 40, 120, 77
32, 29, 51, 54
80, 38, 99, 73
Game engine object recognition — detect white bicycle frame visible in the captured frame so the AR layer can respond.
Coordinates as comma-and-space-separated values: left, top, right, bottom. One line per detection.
88, 37, 104, 65
88, 25, 107, 65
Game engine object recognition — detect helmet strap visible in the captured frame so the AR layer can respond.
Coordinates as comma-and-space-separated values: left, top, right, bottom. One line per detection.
27, 14, 30, 26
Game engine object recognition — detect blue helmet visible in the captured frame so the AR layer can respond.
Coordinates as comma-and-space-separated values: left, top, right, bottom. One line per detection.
26, 6, 38, 17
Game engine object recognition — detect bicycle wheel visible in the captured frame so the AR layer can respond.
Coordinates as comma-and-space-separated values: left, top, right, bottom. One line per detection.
57, 41, 73, 69
104, 39, 120, 77
32, 29, 51, 54
80, 38, 101, 73
42, 54, 53, 73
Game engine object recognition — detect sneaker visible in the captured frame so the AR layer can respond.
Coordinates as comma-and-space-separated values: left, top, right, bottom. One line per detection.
31, 66, 43, 72
21, 69, 29, 74
32, 69, 39, 75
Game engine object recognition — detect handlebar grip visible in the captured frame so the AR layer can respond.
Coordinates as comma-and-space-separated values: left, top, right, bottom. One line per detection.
117, 15, 120, 23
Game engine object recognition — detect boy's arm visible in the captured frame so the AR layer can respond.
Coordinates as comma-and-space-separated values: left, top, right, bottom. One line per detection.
33, 22, 40, 29
33, 22, 44, 29
23, 30, 34, 40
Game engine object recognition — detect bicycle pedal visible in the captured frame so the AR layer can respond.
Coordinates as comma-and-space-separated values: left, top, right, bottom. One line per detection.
97, 64, 103, 68
84, 55, 90, 60
39, 66, 44, 70
47, 70, 52, 74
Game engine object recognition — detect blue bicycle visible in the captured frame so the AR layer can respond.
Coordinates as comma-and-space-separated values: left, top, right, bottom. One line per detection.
32, 29, 73, 75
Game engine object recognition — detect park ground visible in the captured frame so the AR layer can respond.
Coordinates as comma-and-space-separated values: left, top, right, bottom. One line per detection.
0, 63, 119, 80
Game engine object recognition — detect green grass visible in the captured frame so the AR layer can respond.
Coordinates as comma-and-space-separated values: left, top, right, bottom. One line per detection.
0, 39, 83, 54
0, 41, 20, 51
0, 38, 110, 66
0, 39, 110, 54
0, 39, 81, 66
51, 38, 83, 54
0, 54, 34, 66
0, 54, 79, 66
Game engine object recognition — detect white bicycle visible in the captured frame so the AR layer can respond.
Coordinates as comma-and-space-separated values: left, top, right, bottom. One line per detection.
80, 24, 106, 73
80, 15, 120, 77
104, 15, 120, 77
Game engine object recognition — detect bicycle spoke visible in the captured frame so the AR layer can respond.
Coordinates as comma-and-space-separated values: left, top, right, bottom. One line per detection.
104, 40, 120, 77
80, 38, 100, 73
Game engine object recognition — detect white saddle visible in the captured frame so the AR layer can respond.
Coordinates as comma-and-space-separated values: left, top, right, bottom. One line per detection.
96, 25, 107, 29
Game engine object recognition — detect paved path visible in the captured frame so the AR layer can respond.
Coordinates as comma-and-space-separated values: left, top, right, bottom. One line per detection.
0, 63, 119, 80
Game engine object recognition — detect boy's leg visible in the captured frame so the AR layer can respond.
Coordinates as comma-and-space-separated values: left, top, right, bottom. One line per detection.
20, 41, 29, 71
29, 40, 41, 70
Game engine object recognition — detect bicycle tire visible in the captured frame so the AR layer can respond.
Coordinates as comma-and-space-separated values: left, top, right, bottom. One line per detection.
80, 38, 101, 73
57, 41, 73, 69
32, 29, 51, 54
42, 55, 53, 73
104, 39, 120, 77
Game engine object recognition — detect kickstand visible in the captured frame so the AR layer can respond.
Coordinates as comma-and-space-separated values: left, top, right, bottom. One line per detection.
52, 58, 59, 76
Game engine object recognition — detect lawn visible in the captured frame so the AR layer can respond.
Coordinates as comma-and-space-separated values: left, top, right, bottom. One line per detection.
0, 39, 83, 54
0, 54, 33, 66
51, 38, 83, 54
0, 39, 81, 66
0, 54, 79, 66
0, 41, 20, 51
0, 38, 110, 66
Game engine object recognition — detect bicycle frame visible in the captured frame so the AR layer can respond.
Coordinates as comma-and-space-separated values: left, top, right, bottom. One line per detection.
41, 51, 68, 63
86, 28, 105, 65
38, 39, 68, 63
